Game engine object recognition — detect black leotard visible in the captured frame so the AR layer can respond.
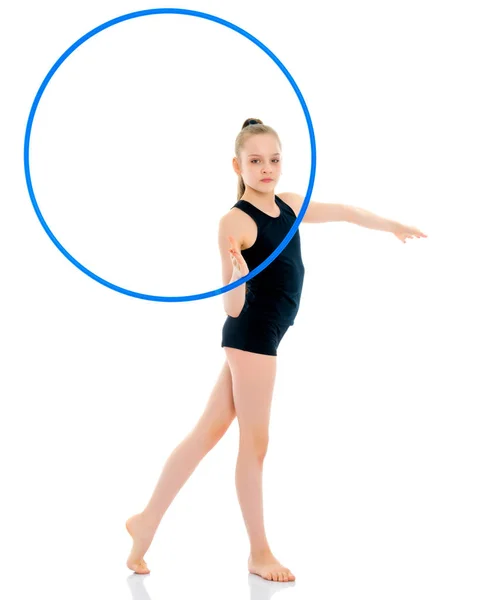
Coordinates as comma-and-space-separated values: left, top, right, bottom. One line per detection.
221, 194, 305, 356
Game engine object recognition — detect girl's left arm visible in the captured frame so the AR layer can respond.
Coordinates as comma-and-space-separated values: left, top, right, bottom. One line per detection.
341, 205, 428, 243
280, 192, 428, 244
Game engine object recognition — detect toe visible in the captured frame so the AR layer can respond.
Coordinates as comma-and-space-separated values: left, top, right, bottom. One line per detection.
135, 562, 148, 574
266, 572, 273, 581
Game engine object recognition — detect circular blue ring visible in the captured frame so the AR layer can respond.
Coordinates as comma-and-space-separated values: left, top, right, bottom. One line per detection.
24, 8, 316, 302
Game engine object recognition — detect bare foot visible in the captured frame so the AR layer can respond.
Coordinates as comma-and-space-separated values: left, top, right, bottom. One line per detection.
248, 551, 296, 582
125, 513, 156, 574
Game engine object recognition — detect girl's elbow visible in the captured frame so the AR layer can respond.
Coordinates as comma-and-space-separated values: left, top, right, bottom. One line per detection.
223, 300, 243, 318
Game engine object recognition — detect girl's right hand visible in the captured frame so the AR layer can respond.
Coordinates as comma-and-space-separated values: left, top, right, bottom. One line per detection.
228, 236, 249, 278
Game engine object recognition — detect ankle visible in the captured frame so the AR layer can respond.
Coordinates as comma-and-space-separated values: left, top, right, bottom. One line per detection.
140, 510, 161, 529
250, 547, 274, 559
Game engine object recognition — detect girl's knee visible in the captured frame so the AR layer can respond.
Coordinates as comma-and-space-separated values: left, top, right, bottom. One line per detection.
195, 414, 235, 450
240, 429, 269, 459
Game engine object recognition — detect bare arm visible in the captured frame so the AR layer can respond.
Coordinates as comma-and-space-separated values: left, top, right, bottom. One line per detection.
218, 215, 247, 318
280, 191, 400, 230
279, 192, 427, 242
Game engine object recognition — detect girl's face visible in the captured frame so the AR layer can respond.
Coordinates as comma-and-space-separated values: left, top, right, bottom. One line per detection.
235, 133, 282, 193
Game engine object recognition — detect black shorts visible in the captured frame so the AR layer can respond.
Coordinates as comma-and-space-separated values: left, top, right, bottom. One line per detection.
221, 310, 290, 357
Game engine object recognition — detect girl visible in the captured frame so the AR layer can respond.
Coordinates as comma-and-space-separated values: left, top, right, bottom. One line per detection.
125, 118, 427, 582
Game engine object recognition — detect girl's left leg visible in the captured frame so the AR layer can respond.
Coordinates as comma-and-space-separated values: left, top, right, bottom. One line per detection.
224, 346, 295, 582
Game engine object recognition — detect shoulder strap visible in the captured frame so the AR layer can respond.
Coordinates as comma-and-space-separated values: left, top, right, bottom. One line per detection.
275, 195, 297, 220
231, 200, 270, 228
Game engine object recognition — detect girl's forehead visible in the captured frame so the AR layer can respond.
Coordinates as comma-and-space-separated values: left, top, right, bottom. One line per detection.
243, 135, 280, 155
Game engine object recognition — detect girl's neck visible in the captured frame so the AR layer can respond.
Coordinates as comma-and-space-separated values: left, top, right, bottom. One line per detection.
241, 191, 276, 209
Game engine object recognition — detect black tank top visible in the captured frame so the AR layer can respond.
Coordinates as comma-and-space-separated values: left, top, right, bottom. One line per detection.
231, 194, 305, 326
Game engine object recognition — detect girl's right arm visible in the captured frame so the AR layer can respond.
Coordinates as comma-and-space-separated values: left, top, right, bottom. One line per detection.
218, 215, 249, 318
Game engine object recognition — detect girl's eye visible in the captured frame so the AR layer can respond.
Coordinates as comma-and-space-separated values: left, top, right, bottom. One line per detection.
250, 159, 280, 164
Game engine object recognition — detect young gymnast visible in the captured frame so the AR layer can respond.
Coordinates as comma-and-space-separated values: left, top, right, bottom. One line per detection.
126, 118, 427, 581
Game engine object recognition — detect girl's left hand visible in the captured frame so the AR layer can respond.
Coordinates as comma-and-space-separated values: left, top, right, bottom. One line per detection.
393, 223, 428, 243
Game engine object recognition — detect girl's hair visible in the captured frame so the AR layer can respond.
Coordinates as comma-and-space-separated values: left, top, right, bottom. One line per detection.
235, 117, 282, 200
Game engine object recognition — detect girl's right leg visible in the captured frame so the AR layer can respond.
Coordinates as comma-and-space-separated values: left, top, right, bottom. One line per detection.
126, 359, 236, 573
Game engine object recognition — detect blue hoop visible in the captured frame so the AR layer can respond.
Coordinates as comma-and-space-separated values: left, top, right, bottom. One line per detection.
24, 8, 316, 302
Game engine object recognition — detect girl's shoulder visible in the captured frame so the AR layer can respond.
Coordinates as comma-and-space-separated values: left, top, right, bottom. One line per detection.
219, 204, 258, 251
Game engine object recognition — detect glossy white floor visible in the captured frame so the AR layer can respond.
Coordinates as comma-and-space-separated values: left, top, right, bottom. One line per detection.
3, 1, 479, 598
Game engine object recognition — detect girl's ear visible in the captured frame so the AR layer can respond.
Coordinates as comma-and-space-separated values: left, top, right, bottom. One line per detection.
232, 156, 241, 175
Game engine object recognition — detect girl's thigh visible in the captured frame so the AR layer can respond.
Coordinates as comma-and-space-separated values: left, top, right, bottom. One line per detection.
224, 347, 277, 437
194, 359, 236, 439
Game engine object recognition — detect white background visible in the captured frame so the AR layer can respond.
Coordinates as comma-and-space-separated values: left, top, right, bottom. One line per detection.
1, 1, 478, 598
